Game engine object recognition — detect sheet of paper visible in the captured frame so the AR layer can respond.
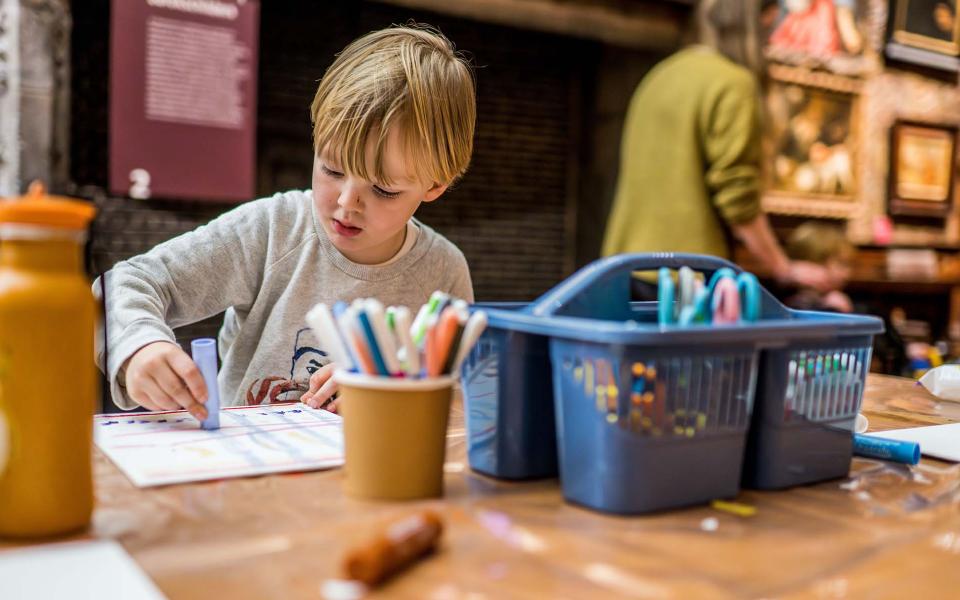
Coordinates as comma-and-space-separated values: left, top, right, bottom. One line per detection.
0, 539, 166, 600
95, 403, 344, 487
867, 422, 960, 462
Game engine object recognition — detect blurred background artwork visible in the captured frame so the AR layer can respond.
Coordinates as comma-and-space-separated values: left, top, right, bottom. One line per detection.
763, 0, 880, 74
764, 77, 856, 200
888, 120, 957, 217
893, 0, 960, 55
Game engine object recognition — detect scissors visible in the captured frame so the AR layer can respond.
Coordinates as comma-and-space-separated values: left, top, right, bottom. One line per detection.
706, 267, 736, 298
657, 267, 676, 325
711, 276, 741, 324
709, 270, 761, 324
736, 272, 761, 322
661, 266, 762, 326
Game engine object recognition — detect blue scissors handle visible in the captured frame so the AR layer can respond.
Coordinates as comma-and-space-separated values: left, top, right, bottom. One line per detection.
658, 267, 676, 325
736, 272, 761, 322
661, 266, 762, 326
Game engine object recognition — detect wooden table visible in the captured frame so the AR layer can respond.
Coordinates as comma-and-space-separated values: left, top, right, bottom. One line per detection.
8, 374, 960, 598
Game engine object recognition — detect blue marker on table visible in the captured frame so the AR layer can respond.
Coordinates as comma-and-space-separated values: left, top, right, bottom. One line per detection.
191, 338, 221, 430
853, 433, 920, 465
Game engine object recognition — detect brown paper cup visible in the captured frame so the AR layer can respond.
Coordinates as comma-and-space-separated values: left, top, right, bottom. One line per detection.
334, 371, 454, 500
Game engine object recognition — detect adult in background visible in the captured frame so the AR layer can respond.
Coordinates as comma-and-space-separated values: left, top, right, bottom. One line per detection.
602, 0, 832, 296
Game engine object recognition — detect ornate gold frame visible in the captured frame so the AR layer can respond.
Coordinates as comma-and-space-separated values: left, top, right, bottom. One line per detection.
761, 65, 863, 219
762, 0, 885, 76
893, 0, 960, 56
888, 119, 958, 218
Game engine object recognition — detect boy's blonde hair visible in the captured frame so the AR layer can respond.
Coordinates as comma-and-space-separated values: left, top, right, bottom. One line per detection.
310, 24, 476, 187
786, 222, 854, 265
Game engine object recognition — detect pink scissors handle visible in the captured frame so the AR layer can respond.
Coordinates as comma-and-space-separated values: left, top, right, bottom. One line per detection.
711, 277, 741, 324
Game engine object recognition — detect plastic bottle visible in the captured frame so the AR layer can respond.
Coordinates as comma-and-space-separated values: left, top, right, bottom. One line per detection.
0, 182, 98, 537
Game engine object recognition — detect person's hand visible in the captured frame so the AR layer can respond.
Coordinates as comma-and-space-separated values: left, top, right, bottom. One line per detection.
822, 290, 854, 313
300, 363, 340, 412
123, 341, 208, 420
778, 260, 835, 293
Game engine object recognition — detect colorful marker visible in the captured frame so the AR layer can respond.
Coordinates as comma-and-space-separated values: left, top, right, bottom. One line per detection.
305, 303, 354, 371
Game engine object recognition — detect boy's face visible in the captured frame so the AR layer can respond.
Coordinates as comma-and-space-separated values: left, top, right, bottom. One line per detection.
312, 127, 448, 265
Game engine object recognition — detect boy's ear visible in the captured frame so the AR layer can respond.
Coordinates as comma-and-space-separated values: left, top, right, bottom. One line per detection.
422, 182, 449, 203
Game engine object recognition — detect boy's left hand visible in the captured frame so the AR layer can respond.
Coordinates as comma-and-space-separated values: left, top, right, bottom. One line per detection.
300, 363, 340, 412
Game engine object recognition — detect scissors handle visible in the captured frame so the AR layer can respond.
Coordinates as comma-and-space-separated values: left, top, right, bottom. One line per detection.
532, 254, 743, 317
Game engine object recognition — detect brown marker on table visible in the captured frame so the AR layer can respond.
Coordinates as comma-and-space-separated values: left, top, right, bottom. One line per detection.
341, 510, 443, 586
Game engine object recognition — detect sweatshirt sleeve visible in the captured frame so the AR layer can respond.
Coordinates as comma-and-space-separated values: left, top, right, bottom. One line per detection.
94, 198, 274, 410
447, 249, 475, 303
702, 72, 763, 226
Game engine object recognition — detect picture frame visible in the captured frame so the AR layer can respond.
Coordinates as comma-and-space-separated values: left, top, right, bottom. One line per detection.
888, 120, 958, 218
762, 0, 881, 75
762, 66, 861, 219
892, 0, 960, 55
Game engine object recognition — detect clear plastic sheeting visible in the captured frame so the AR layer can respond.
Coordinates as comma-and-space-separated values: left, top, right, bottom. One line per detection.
3, 376, 960, 598
845, 459, 960, 517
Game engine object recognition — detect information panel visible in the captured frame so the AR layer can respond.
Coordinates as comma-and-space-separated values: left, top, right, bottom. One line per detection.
109, 0, 259, 201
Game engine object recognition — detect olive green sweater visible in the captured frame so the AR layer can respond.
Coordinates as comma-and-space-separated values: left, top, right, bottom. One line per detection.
603, 47, 762, 259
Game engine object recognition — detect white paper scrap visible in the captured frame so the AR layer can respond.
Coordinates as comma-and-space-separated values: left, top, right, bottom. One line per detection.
0, 539, 166, 600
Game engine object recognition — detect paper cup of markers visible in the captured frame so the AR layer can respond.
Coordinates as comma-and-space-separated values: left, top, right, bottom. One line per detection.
308, 292, 488, 500
334, 371, 455, 500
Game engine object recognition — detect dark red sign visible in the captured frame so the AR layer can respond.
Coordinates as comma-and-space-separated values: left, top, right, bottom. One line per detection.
110, 0, 259, 201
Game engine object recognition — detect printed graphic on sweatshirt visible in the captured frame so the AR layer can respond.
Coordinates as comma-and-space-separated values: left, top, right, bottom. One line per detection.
245, 327, 330, 405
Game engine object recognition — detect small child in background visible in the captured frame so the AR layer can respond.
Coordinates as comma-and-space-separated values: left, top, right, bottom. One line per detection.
95, 24, 477, 416
784, 221, 854, 313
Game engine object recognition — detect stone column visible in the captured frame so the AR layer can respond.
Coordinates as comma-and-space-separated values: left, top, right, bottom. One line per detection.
19, 0, 71, 193
0, 0, 19, 195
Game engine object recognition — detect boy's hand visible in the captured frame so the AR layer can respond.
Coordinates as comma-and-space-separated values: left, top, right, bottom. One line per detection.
300, 363, 340, 412
123, 341, 209, 420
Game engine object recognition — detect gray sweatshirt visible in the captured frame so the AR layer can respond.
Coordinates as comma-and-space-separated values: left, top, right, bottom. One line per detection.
94, 189, 473, 409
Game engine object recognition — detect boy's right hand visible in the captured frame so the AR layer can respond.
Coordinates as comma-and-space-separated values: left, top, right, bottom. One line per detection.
123, 341, 209, 420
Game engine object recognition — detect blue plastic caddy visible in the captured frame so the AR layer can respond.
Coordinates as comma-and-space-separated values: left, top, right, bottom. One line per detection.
461, 254, 884, 513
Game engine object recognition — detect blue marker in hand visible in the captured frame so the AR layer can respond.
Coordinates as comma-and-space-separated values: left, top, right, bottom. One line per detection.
191, 338, 221, 430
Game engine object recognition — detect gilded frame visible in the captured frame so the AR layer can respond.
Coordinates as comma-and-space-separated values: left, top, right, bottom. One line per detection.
888, 119, 957, 218
762, 0, 884, 76
892, 0, 960, 55
761, 65, 862, 219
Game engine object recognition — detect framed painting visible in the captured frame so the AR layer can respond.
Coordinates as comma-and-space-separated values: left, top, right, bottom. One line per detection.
892, 0, 960, 55
763, 0, 879, 75
888, 120, 957, 217
762, 66, 860, 218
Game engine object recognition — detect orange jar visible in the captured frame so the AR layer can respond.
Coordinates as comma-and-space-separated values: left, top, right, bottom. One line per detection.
0, 182, 98, 538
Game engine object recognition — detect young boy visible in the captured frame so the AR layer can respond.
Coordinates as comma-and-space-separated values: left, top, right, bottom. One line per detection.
95, 24, 476, 417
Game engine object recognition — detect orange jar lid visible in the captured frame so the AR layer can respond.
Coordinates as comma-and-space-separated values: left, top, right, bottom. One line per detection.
0, 181, 97, 229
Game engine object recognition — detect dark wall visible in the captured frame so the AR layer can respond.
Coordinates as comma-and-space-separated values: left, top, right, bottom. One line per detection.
70, 1, 665, 411
73, 0, 607, 301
